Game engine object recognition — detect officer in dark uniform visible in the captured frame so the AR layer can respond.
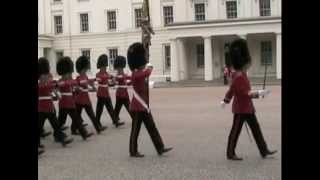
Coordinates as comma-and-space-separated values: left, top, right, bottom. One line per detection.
127, 42, 173, 158
221, 39, 277, 160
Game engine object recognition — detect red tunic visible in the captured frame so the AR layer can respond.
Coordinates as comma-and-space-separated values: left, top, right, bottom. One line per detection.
38, 80, 55, 112
96, 71, 112, 98
224, 71, 255, 114
115, 73, 131, 98
57, 78, 77, 109
129, 68, 152, 112
75, 74, 93, 105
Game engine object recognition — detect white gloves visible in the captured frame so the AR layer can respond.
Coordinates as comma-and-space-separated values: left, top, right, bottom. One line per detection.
220, 101, 226, 109
258, 89, 271, 98
146, 63, 153, 68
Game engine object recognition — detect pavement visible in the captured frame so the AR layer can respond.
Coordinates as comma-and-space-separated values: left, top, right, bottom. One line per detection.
38, 85, 281, 180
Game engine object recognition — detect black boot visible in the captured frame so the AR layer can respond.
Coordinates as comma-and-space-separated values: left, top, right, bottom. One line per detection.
158, 147, 173, 156
115, 122, 125, 128
262, 150, 277, 159
41, 131, 52, 138
227, 154, 243, 161
38, 148, 45, 156
130, 152, 145, 158
78, 126, 93, 140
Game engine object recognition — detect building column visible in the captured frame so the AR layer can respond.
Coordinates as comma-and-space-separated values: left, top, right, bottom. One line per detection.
212, 38, 221, 79
204, 36, 213, 81
38, 47, 43, 58
170, 38, 180, 82
177, 39, 188, 80
276, 33, 282, 79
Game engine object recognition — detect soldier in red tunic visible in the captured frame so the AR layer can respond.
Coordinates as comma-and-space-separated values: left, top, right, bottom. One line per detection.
113, 55, 134, 122
220, 39, 277, 160
127, 42, 172, 158
74, 56, 107, 135
95, 54, 124, 128
56, 57, 93, 140
38, 57, 73, 152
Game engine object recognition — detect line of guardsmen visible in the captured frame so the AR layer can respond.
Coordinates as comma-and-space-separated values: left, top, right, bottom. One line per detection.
39, 40, 277, 161
38, 42, 172, 158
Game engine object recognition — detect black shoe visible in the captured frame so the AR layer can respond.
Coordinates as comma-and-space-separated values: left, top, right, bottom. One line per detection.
97, 126, 107, 134
39, 144, 45, 148
158, 147, 173, 156
82, 132, 94, 140
61, 137, 73, 147
262, 150, 277, 158
38, 148, 45, 156
71, 130, 80, 135
227, 155, 243, 161
40, 131, 52, 138
61, 126, 69, 131
83, 123, 88, 127
130, 152, 145, 158
115, 122, 125, 128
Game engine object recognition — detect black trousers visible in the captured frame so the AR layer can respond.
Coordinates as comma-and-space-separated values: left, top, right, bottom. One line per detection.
58, 108, 88, 137
75, 104, 101, 132
96, 97, 118, 124
129, 111, 164, 155
39, 112, 66, 145
114, 97, 134, 121
227, 114, 269, 157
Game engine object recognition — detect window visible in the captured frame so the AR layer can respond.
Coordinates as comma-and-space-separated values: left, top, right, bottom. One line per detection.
108, 48, 118, 70
226, 0, 237, 19
54, 16, 63, 34
163, 6, 174, 25
135, 8, 143, 28
107, 11, 117, 30
260, 41, 272, 65
53, 0, 61, 3
196, 44, 204, 68
81, 49, 91, 69
164, 45, 171, 71
80, 13, 89, 33
259, 0, 271, 16
195, 3, 205, 21
56, 50, 64, 61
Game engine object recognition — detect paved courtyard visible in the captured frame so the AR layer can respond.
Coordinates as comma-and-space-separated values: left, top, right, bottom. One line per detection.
38, 86, 281, 180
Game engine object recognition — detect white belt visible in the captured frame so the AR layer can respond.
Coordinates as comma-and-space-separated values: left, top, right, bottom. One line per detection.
98, 84, 108, 88
39, 96, 52, 100
79, 87, 89, 92
116, 85, 129, 88
132, 89, 150, 113
61, 92, 73, 96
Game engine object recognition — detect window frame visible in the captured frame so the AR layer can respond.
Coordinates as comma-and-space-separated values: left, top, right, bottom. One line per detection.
259, 0, 271, 17
194, 3, 206, 21
107, 47, 118, 71
260, 41, 273, 66
163, 6, 174, 26
54, 15, 63, 34
226, 0, 238, 19
106, 10, 117, 31
163, 44, 171, 72
134, 8, 143, 28
79, 13, 89, 33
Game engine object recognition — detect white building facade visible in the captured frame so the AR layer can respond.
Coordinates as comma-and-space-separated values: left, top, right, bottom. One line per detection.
38, 0, 281, 81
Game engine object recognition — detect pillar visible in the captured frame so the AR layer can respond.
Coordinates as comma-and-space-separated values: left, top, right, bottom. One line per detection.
276, 33, 281, 79
170, 38, 180, 82
204, 36, 213, 81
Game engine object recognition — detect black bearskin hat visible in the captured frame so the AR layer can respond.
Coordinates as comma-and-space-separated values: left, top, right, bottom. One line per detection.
229, 39, 251, 70
113, 55, 126, 69
127, 42, 146, 71
97, 54, 108, 68
38, 57, 50, 79
76, 55, 90, 73
57, 56, 74, 75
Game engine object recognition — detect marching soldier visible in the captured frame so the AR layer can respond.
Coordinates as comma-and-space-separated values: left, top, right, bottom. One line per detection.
38, 57, 73, 149
113, 55, 134, 123
95, 54, 125, 128
127, 42, 172, 158
74, 56, 107, 135
220, 39, 277, 160
56, 57, 93, 140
